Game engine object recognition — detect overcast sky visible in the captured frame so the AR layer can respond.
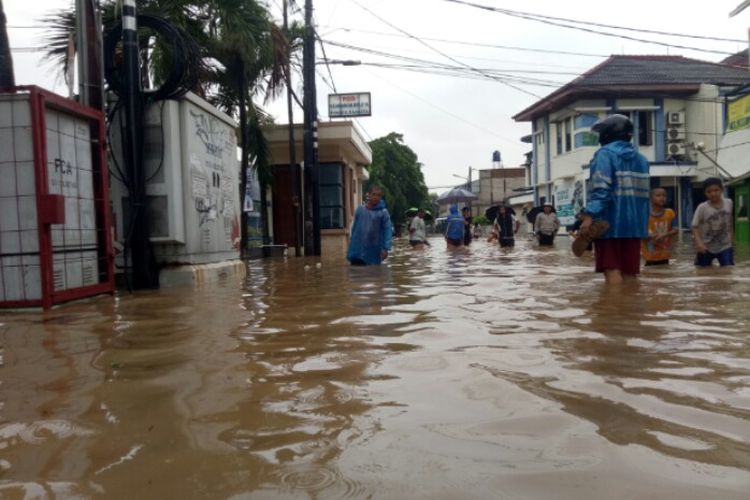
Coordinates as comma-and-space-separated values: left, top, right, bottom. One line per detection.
6, 0, 750, 192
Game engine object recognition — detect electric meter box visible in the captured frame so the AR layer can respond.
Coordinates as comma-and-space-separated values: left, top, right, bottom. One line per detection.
0, 87, 114, 309
110, 91, 241, 266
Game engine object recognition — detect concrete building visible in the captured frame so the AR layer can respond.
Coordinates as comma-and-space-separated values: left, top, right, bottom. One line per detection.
513, 55, 750, 228
263, 121, 371, 259
474, 168, 527, 217
720, 89, 750, 243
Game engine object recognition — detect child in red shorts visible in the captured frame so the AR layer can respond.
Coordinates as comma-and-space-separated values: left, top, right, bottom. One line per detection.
578, 115, 650, 284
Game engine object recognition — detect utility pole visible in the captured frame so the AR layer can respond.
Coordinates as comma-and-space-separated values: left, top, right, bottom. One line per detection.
0, 0, 15, 88
303, 0, 320, 256
121, 0, 158, 288
284, 0, 301, 257
75, 0, 104, 111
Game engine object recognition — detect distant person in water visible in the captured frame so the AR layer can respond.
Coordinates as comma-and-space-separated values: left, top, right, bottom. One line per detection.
347, 186, 393, 265
408, 208, 429, 250
445, 205, 465, 249
642, 187, 679, 266
534, 203, 560, 246
692, 177, 734, 267
462, 207, 473, 246
494, 205, 519, 248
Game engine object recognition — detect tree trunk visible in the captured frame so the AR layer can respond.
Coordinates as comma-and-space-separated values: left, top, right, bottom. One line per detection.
0, 0, 16, 88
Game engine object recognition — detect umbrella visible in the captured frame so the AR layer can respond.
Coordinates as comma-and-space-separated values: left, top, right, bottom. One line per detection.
526, 205, 556, 224
436, 187, 478, 204
405, 208, 433, 222
485, 204, 516, 222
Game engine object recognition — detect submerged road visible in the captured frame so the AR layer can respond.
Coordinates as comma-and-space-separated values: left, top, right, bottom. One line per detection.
1, 236, 749, 498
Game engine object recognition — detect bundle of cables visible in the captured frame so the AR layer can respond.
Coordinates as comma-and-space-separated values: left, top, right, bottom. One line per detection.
103, 14, 201, 101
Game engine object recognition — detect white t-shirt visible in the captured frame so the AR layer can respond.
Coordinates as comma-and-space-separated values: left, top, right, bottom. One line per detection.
409, 216, 426, 242
691, 198, 733, 254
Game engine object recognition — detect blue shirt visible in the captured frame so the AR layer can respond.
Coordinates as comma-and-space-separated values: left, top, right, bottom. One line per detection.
584, 141, 650, 239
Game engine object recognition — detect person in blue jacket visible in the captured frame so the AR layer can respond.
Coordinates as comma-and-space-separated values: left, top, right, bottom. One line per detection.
445, 205, 465, 248
347, 185, 393, 265
578, 114, 650, 284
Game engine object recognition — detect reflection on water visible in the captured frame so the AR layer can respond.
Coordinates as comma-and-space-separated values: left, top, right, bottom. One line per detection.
1, 235, 749, 498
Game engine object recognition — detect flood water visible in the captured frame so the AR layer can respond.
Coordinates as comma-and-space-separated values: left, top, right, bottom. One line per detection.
1, 235, 749, 499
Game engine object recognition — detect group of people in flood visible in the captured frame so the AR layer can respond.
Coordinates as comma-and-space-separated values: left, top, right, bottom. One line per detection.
347, 114, 735, 284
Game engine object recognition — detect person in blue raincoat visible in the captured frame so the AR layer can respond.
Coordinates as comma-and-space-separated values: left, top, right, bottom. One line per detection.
578, 114, 650, 284
444, 205, 465, 248
347, 185, 393, 265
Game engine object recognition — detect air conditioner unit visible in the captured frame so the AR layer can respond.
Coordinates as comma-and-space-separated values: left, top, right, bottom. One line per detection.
667, 111, 685, 126
667, 142, 687, 157
667, 126, 686, 141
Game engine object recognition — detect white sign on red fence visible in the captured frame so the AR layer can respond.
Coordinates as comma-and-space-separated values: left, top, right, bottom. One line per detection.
328, 92, 371, 118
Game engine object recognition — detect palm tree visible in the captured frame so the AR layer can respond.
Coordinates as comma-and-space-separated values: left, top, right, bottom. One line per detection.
0, 0, 15, 88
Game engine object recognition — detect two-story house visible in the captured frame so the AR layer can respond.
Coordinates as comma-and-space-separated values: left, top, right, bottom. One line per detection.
513, 55, 750, 228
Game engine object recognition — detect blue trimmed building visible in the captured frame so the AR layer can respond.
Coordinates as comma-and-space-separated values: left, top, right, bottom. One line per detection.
513, 55, 750, 229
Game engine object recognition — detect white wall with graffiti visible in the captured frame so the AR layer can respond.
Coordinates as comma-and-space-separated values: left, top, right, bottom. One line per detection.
110, 91, 240, 267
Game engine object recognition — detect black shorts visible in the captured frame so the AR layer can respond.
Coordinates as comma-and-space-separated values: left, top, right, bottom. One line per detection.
446, 238, 462, 246
499, 237, 515, 248
538, 233, 555, 246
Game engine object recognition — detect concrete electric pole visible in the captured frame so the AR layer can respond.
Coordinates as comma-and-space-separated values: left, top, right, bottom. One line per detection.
303, 0, 320, 256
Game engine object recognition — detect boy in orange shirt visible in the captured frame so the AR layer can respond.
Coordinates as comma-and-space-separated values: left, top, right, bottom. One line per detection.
641, 187, 678, 266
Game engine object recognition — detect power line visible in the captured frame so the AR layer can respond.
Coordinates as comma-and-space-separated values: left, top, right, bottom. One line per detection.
320, 26, 610, 58
322, 37, 593, 70
348, 0, 543, 99
315, 31, 338, 93
440, 0, 737, 56
454, 0, 747, 43
319, 42, 574, 85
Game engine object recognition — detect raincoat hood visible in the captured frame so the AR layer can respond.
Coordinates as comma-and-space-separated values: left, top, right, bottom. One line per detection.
368, 199, 387, 211
604, 140, 637, 161
449, 205, 459, 216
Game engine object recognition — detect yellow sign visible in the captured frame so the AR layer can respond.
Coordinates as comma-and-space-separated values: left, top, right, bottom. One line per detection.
727, 94, 750, 132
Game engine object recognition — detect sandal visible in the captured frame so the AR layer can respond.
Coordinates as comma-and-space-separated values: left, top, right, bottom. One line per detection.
572, 220, 609, 257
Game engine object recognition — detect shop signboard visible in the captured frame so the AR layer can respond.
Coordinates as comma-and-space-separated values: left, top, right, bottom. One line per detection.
328, 92, 371, 118
727, 94, 750, 133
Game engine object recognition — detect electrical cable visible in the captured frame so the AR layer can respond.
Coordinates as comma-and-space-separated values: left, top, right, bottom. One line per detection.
103, 14, 201, 101
440, 0, 737, 56
349, 0, 543, 99
320, 26, 610, 58
446, 0, 747, 43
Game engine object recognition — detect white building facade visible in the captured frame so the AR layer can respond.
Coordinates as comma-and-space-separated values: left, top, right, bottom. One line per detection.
514, 56, 750, 228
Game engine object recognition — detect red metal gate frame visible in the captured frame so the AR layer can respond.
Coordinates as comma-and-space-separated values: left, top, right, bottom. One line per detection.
0, 86, 114, 309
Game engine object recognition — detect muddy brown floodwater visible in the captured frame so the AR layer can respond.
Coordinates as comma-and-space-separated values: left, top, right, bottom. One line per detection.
1, 235, 749, 499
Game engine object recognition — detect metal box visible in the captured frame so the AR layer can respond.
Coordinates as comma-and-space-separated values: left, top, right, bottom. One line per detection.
109, 91, 240, 266
0, 87, 114, 309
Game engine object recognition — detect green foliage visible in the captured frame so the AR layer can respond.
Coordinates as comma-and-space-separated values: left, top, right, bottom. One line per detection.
367, 132, 429, 227
472, 215, 490, 226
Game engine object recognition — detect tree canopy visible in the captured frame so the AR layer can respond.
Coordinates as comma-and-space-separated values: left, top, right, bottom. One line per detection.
367, 132, 430, 227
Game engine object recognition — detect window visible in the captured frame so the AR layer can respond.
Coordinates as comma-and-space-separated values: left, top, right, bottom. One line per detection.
638, 111, 653, 146
319, 163, 344, 229
614, 111, 653, 146
564, 118, 572, 151
556, 123, 563, 155
573, 113, 599, 148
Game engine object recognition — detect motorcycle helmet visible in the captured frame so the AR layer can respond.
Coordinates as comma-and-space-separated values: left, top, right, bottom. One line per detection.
591, 114, 633, 145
